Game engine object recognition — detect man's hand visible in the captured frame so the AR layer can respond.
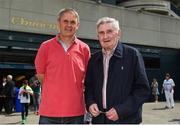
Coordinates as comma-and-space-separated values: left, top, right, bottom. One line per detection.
106, 108, 119, 121
36, 74, 44, 86
89, 103, 100, 117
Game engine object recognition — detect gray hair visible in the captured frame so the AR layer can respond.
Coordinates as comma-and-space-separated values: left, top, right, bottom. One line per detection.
96, 17, 120, 31
58, 8, 80, 23
7, 75, 13, 80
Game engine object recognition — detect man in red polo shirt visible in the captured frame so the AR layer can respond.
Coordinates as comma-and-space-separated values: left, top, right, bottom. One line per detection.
35, 8, 90, 124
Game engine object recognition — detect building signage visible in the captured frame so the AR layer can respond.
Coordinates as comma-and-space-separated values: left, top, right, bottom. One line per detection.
11, 16, 57, 30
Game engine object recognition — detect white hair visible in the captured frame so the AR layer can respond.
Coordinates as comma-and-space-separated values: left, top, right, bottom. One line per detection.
96, 17, 120, 31
7, 75, 13, 80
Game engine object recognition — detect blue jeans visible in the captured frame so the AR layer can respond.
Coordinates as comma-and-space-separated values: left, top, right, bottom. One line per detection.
39, 115, 84, 124
33, 93, 40, 112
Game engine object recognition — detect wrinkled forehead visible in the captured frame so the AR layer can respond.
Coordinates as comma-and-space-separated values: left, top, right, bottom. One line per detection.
97, 22, 118, 32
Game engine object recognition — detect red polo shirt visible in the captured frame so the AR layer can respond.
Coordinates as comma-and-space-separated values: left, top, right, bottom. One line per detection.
35, 36, 90, 117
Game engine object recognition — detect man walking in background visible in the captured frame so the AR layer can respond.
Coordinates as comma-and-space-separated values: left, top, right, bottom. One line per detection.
29, 75, 41, 115
162, 73, 175, 109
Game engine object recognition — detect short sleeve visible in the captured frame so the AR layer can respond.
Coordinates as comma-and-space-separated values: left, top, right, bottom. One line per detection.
35, 43, 47, 74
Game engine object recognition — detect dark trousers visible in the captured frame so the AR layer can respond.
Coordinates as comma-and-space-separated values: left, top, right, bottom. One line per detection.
4, 97, 13, 114
21, 103, 29, 120
39, 115, 84, 124
0, 97, 5, 112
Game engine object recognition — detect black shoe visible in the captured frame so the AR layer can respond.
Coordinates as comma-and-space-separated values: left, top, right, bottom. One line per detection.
165, 106, 169, 109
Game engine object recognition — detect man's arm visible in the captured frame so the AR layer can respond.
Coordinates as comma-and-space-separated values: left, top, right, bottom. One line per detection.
34, 43, 46, 87
84, 57, 96, 110
36, 74, 44, 86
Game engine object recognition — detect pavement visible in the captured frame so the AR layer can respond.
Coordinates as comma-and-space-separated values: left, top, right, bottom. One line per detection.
0, 101, 180, 124
142, 101, 180, 124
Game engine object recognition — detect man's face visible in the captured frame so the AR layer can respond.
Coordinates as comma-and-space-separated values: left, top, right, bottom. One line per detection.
7, 77, 11, 81
58, 12, 79, 38
97, 23, 120, 50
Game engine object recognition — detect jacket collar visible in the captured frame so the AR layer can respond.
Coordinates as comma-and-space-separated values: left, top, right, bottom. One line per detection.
97, 41, 123, 61
113, 41, 123, 58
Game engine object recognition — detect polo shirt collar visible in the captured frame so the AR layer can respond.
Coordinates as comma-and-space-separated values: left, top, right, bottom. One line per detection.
56, 34, 78, 44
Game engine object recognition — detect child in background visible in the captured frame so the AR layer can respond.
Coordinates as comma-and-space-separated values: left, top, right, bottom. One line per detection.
18, 79, 33, 124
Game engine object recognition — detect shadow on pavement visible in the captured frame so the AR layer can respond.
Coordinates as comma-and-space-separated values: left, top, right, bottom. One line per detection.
169, 119, 180, 124
5, 113, 20, 117
152, 107, 167, 110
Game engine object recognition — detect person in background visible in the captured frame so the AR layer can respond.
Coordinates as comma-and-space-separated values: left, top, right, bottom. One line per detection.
4, 75, 15, 114
35, 8, 90, 124
84, 111, 92, 124
162, 73, 175, 109
84, 17, 150, 124
0, 77, 7, 113
29, 75, 41, 115
151, 78, 159, 102
18, 79, 33, 124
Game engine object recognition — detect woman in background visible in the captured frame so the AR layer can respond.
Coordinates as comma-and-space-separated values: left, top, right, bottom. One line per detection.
151, 78, 159, 102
